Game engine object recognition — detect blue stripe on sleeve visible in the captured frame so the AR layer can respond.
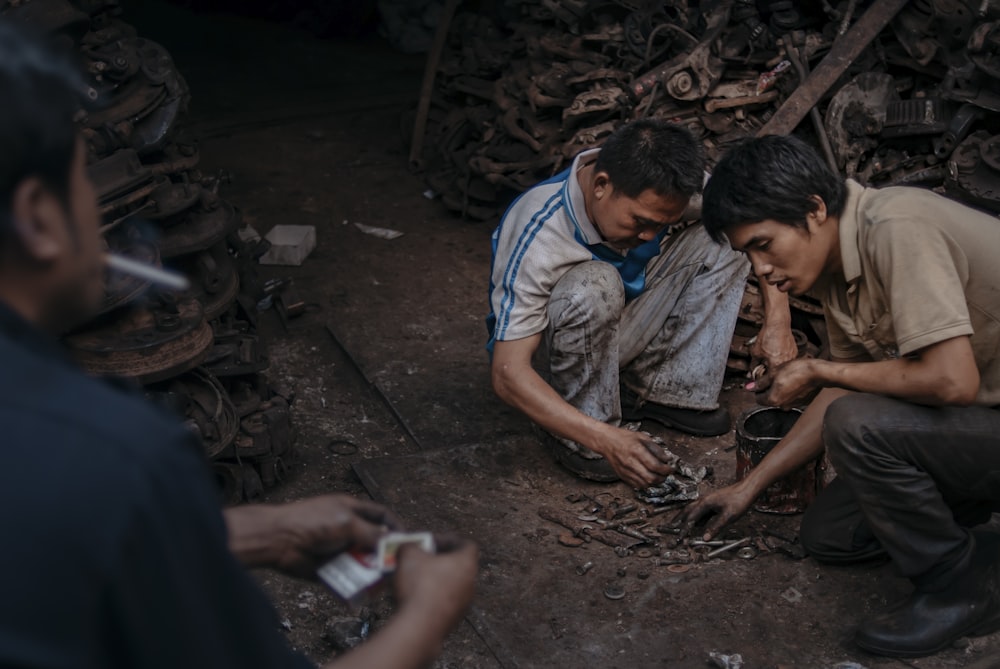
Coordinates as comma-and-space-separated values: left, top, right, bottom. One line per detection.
489, 191, 564, 347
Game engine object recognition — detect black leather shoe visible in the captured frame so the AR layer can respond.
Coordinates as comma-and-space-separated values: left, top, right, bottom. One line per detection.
855, 531, 1000, 658
541, 433, 619, 483
620, 387, 731, 436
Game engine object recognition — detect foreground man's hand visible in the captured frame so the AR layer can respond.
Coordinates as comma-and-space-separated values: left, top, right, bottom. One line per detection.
327, 536, 479, 669
673, 482, 757, 541
394, 536, 478, 623
225, 494, 402, 577
596, 427, 675, 488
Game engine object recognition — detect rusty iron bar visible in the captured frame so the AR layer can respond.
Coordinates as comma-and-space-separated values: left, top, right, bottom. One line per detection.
408, 0, 462, 169
704, 90, 779, 113
758, 0, 910, 137
784, 38, 840, 174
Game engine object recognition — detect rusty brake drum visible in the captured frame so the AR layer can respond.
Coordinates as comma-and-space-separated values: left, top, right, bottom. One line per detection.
156, 195, 242, 259
178, 243, 240, 321
65, 296, 213, 384
145, 367, 239, 459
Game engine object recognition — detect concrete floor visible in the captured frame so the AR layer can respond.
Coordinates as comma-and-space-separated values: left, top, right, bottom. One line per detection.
123, 3, 1000, 667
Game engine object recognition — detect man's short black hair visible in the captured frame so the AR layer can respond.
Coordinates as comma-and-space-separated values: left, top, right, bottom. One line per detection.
701, 135, 847, 243
0, 21, 84, 237
594, 119, 704, 200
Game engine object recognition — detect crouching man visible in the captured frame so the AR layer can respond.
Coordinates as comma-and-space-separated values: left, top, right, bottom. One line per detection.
679, 134, 1000, 658
487, 119, 795, 488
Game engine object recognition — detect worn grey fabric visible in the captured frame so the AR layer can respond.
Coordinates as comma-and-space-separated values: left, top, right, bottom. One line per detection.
539, 224, 747, 455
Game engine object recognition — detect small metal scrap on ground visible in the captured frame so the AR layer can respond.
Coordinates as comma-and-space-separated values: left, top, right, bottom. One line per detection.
631, 431, 710, 505
353, 222, 404, 240
708, 651, 744, 669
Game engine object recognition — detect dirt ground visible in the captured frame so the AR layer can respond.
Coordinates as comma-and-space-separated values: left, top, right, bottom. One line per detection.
123, 3, 1000, 668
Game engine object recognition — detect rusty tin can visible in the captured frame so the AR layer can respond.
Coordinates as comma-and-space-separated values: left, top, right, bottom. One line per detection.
735, 406, 824, 514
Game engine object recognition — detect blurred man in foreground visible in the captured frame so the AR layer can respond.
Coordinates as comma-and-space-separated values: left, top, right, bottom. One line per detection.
0, 22, 476, 668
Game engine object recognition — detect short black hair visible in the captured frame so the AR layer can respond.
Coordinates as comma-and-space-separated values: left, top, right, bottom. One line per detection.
702, 135, 846, 243
594, 119, 704, 200
0, 21, 84, 238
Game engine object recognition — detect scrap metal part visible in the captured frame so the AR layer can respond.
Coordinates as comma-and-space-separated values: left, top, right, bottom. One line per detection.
145, 367, 240, 459
65, 296, 214, 383
947, 130, 1000, 210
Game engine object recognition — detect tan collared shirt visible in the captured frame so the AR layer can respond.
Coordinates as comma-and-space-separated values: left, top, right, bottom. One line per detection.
815, 180, 1000, 405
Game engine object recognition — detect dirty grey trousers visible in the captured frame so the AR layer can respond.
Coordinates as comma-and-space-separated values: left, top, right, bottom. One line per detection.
540, 224, 748, 449
800, 393, 1000, 591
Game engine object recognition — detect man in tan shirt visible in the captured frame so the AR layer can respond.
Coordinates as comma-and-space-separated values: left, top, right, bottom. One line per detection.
682, 134, 1000, 658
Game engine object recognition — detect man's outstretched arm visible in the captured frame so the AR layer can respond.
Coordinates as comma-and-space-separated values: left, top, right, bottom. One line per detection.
491, 335, 673, 488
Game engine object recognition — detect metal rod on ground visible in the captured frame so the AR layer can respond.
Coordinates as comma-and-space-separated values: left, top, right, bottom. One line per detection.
408, 0, 461, 170
324, 322, 423, 451
706, 537, 752, 558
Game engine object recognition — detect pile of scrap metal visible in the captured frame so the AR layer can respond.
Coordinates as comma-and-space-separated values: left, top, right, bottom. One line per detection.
416, 0, 1000, 371
1, 0, 295, 503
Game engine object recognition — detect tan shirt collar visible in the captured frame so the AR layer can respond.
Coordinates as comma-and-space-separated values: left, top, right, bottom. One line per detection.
837, 179, 867, 286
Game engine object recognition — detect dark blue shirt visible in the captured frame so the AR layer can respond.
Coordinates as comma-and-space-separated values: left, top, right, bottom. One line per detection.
0, 303, 314, 668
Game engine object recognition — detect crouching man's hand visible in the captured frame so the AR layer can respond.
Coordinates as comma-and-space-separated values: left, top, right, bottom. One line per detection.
595, 426, 675, 488
671, 481, 757, 541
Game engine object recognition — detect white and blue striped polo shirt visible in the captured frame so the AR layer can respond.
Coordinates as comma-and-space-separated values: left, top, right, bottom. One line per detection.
486, 149, 669, 352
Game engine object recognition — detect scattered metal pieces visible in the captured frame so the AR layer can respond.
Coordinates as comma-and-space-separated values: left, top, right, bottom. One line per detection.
323, 615, 371, 652
353, 222, 405, 240
603, 583, 626, 600
575, 561, 594, 576
706, 537, 753, 559
708, 651, 745, 669
634, 433, 709, 505
781, 587, 804, 603
326, 439, 359, 456
559, 532, 586, 548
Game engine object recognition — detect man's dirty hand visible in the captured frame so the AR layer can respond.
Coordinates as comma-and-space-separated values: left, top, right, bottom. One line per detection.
756, 358, 821, 409
600, 429, 675, 488
672, 483, 756, 541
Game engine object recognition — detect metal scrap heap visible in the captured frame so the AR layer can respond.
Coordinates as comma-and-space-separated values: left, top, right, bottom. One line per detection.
0, 0, 295, 503
417, 0, 1000, 366
419, 0, 1000, 218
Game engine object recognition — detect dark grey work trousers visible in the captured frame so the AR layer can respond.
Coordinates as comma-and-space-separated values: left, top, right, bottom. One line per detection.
800, 393, 1000, 591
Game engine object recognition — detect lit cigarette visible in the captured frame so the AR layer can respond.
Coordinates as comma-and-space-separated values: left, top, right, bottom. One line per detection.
103, 253, 190, 291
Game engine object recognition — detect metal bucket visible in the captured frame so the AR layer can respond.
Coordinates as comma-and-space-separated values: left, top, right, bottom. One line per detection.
735, 406, 824, 514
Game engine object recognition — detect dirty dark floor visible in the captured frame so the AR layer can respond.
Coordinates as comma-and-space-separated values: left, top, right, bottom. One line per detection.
123, 3, 1000, 668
